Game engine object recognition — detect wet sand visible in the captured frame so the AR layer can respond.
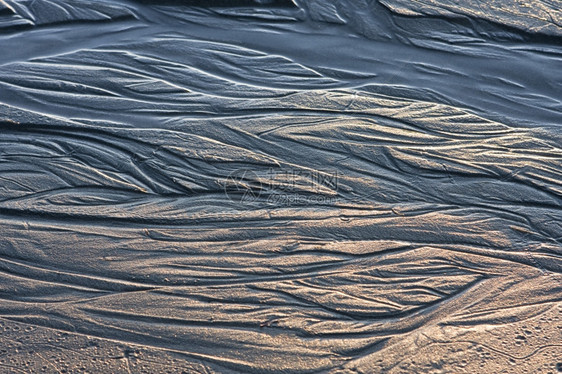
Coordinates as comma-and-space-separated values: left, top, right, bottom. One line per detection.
0, 0, 561, 372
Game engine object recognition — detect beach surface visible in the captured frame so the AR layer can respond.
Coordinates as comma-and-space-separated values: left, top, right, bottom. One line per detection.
0, 0, 561, 372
